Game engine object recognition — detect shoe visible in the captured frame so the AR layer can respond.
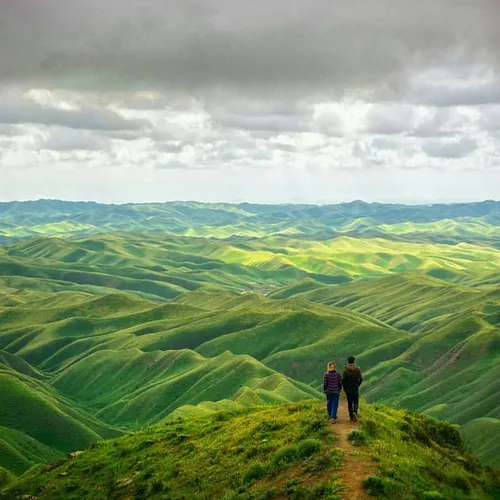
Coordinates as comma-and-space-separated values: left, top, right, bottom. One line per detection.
331, 418, 337, 424
352, 412, 358, 422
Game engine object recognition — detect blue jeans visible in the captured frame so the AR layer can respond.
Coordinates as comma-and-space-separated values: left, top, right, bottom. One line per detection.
326, 392, 340, 419
346, 391, 359, 418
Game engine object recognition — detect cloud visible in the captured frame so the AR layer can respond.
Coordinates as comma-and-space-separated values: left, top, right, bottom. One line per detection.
422, 137, 477, 158
1, 0, 499, 98
1, 1, 499, 203
312, 106, 345, 137
411, 108, 472, 138
213, 100, 312, 133
364, 104, 416, 135
408, 73, 500, 107
0, 125, 21, 137
42, 128, 111, 152
0, 93, 149, 131
481, 105, 500, 132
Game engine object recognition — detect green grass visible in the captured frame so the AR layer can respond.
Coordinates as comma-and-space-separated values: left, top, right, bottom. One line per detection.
1, 200, 500, 475
2, 400, 499, 500
0, 266, 499, 468
461, 419, 500, 466
1, 401, 343, 500
357, 403, 500, 499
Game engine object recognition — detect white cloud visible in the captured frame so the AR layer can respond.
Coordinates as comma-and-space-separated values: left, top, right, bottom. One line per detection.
422, 137, 478, 159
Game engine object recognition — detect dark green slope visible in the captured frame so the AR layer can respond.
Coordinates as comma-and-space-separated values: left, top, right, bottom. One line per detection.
51, 348, 320, 427
0, 343, 319, 474
462, 418, 500, 466
0, 426, 63, 476
0, 354, 122, 474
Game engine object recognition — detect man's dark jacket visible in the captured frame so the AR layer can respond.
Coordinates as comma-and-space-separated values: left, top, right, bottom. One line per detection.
323, 370, 342, 394
342, 364, 363, 393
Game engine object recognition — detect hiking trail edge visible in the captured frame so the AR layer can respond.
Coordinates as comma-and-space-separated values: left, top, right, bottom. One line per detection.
327, 399, 374, 500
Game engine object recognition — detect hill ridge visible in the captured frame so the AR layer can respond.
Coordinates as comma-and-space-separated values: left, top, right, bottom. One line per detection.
2, 399, 499, 499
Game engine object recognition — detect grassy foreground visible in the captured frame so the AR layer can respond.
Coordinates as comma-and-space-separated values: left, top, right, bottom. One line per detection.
2, 400, 499, 500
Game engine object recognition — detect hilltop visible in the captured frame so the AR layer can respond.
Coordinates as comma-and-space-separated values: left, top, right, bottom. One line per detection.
2, 400, 499, 500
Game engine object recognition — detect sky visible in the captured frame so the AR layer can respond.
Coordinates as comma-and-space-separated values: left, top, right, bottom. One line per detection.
1, 0, 500, 204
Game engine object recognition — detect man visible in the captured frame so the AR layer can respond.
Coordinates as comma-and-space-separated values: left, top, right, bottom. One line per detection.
324, 361, 342, 423
342, 355, 363, 422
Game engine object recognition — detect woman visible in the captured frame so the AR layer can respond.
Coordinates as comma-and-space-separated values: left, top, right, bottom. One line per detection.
324, 361, 342, 423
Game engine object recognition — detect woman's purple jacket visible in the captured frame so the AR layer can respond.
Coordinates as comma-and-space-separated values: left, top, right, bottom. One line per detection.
324, 370, 342, 394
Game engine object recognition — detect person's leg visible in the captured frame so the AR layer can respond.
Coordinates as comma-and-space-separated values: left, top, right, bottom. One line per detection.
326, 393, 333, 417
346, 392, 354, 419
352, 391, 359, 421
331, 393, 339, 419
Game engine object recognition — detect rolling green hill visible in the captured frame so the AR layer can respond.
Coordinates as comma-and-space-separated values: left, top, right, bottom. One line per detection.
1, 199, 500, 245
1, 272, 499, 471
0, 352, 122, 474
268, 273, 500, 464
1, 233, 499, 304
1, 199, 499, 481
2, 400, 499, 500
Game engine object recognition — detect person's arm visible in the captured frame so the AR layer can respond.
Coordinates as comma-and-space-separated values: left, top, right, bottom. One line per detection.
342, 369, 347, 385
323, 373, 328, 392
357, 369, 363, 387
338, 372, 343, 392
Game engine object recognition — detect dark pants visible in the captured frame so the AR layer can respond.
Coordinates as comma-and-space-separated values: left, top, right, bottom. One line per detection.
346, 390, 359, 418
326, 392, 340, 419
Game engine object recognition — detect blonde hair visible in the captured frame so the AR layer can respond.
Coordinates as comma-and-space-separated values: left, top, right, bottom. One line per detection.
327, 361, 335, 371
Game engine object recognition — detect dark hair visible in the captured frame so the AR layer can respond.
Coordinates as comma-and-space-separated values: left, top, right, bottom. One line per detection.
348, 355, 355, 364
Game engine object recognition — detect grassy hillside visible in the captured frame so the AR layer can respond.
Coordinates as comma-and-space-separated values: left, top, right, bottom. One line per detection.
2, 400, 499, 500
1, 200, 499, 478
2, 233, 499, 303
1, 265, 499, 470
0, 352, 123, 475
268, 273, 500, 462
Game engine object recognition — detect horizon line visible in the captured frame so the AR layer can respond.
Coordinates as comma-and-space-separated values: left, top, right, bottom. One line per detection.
0, 198, 499, 208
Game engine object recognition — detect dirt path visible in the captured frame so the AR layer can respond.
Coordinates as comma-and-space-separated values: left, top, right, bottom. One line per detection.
328, 400, 374, 500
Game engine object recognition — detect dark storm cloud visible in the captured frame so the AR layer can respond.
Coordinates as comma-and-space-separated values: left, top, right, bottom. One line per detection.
422, 137, 477, 158
213, 100, 312, 132
0, 94, 149, 131
1, 0, 499, 97
409, 78, 500, 107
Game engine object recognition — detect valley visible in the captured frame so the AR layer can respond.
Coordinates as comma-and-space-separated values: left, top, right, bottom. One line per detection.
0, 200, 499, 492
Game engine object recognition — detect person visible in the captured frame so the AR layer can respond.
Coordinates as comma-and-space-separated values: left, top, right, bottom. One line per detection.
324, 361, 342, 423
342, 355, 363, 422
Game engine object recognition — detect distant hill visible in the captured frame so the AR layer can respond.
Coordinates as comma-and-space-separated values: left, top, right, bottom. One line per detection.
1, 199, 500, 244
1, 233, 499, 303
